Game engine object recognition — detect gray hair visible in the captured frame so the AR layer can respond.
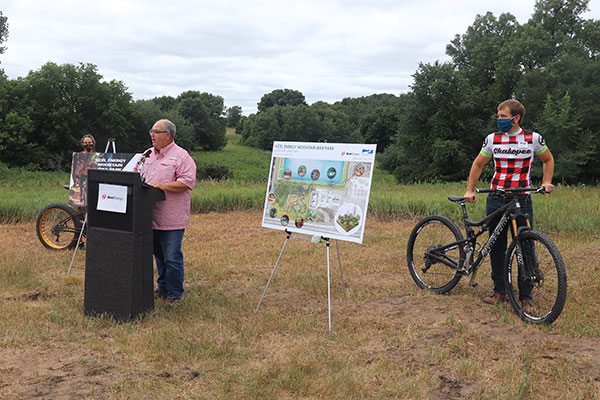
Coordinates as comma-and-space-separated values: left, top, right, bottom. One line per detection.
158, 119, 177, 138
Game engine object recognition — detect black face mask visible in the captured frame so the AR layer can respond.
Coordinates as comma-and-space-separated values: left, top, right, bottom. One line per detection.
84, 144, 94, 152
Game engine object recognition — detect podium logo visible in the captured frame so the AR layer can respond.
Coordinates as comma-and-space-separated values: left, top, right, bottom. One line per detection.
102, 194, 124, 201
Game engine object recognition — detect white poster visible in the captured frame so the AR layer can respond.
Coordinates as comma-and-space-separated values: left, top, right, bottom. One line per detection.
97, 183, 128, 214
262, 141, 376, 244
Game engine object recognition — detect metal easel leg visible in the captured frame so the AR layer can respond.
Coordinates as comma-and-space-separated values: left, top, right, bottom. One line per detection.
326, 238, 332, 332
104, 138, 116, 153
335, 239, 347, 297
68, 213, 87, 275
255, 230, 292, 314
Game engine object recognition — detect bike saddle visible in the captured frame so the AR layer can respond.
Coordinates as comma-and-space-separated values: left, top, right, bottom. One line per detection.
447, 196, 465, 203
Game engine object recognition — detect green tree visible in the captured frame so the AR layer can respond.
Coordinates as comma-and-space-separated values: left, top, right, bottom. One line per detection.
513, 1, 600, 182
0, 62, 135, 170
382, 62, 484, 182
381, 0, 600, 184
534, 93, 595, 183
152, 95, 177, 112
0, 11, 8, 75
241, 105, 325, 150
310, 101, 361, 143
513, 1, 599, 122
243, 92, 406, 150
235, 115, 247, 136
335, 93, 404, 127
226, 105, 242, 128
358, 106, 401, 151
257, 89, 307, 112
131, 99, 194, 152
446, 11, 520, 110
175, 90, 226, 151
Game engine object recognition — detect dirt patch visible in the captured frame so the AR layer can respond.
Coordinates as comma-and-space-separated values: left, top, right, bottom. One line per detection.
0, 345, 113, 399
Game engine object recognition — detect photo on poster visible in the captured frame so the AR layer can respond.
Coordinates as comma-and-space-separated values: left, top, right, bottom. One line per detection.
68, 152, 142, 208
262, 141, 376, 244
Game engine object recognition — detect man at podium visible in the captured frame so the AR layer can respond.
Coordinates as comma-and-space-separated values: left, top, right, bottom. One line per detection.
138, 119, 197, 305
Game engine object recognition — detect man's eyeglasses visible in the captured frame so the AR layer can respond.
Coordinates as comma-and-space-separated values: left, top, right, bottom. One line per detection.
149, 130, 169, 135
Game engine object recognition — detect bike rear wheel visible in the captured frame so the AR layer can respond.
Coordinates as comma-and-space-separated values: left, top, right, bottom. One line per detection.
407, 215, 465, 293
504, 230, 567, 325
36, 203, 82, 250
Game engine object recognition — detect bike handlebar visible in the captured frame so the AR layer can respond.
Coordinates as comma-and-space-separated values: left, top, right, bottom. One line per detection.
476, 187, 547, 195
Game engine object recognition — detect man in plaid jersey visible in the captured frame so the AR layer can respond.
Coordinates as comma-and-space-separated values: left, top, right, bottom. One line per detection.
463, 100, 555, 313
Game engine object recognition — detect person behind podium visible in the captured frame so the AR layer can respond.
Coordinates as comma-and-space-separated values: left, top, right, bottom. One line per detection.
80, 134, 96, 153
138, 119, 197, 305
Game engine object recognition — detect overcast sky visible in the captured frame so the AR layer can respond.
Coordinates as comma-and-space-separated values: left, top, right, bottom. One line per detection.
1, 0, 599, 114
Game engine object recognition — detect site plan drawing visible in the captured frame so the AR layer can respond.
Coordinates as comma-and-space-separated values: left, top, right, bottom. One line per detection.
262, 141, 376, 244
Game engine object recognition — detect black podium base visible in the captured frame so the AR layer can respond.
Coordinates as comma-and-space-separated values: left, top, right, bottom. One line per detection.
84, 227, 154, 321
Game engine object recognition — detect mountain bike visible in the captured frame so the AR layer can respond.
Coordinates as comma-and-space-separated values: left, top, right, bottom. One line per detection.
406, 187, 567, 325
36, 185, 87, 250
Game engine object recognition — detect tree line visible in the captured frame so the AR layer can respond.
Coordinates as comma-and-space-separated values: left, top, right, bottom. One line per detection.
236, 89, 403, 150
239, 0, 600, 184
0, 62, 230, 170
1, 1, 599, 183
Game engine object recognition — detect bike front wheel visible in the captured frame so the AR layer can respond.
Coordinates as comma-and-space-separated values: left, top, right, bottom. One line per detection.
504, 230, 567, 325
407, 215, 465, 294
36, 203, 82, 250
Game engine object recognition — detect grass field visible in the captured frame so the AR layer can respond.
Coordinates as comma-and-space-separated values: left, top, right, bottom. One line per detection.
2, 135, 600, 397
1, 211, 600, 398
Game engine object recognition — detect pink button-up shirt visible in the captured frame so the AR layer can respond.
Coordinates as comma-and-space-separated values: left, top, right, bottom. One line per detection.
139, 141, 196, 230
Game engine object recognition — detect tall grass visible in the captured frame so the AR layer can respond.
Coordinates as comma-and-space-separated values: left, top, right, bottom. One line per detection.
0, 164, 69, 223
193, 134, 272, 182
191, 180, 265, 213
1, 136, 600, 235
369, 181, 600, 234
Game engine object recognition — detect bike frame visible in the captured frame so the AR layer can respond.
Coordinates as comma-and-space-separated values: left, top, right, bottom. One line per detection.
426, 194, 532, 277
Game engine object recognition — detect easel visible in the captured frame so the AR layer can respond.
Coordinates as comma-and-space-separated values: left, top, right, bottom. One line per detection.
67, 137, 116, 274
255, 230, 347, 331
105, 137, 116, 153
67, 213, 87, 274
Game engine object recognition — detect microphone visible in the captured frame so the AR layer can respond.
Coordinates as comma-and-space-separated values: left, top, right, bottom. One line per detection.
137, 149, 153, 183
137, 149, 151, 168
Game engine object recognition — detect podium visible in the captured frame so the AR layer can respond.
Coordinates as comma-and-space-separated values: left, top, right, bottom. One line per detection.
84, 169, 165, 321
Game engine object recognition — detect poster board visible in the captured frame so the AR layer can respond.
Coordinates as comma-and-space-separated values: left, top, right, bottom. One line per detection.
69, 152, 142, 208
262, 141, 376, 244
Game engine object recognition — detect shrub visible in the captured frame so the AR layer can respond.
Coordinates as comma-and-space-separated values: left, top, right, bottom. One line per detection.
196, 163, 231, 181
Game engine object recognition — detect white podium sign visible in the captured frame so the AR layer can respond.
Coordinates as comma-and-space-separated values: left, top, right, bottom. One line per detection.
97, 183, 128, 214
